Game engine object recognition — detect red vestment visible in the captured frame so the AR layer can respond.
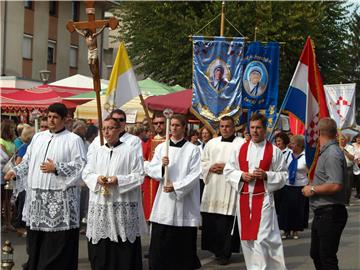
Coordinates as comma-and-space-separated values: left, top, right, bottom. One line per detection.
238, 140, 273, 240
142, 136, 165, 220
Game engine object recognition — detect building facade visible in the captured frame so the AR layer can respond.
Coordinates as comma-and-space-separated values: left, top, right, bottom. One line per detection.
0, 1, 117, 83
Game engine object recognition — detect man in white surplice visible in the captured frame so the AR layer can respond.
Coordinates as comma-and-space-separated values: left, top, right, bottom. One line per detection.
146, 114, 201, 270
82, 116, 146, 270
224, 113, 287, 270
200, 116, 243, 265
87, 109, 143, 166
5, 103, 86, 270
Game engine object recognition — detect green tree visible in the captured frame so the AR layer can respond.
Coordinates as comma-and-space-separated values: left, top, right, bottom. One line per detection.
346, 6, 360, 123
113, 1, 353, 104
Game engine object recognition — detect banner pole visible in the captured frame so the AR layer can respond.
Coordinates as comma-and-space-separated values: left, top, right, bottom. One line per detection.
220, 1, 225, 36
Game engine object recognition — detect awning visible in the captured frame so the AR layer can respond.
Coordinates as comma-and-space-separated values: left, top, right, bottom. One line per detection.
30, 84, 93, 96
1, 89, 79, 111
144, 89, 192, 114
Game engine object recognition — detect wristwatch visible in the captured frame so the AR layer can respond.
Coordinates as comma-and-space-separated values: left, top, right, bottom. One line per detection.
310, 186, 316, 195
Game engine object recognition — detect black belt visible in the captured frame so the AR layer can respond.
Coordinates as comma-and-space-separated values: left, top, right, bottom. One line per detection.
314, 204, 345, 215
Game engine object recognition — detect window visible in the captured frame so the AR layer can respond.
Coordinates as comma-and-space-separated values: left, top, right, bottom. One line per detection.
24, 1, 33, 9
72, 1, 79, 21
49, 1, 57, 16
22, 35, 33, 59
69, 46, 78, 68
48, 40, 56, 64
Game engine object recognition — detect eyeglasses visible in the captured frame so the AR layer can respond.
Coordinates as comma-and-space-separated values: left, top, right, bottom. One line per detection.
40, 125, 48, 128
114, 118, 126, 122
101, 127, 119, 132
153, 121, 165, 125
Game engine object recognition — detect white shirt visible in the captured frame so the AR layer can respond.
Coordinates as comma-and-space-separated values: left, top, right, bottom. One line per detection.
282, 147, 292, 164
343, 144, 354, 167
286, 150, 308, 186
82, 141, 146, 244
147, 139, 201, 227
353, 143, 360, 175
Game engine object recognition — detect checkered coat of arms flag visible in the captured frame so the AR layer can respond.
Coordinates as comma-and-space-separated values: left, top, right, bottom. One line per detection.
282, 37, 329, 180
324, 83, 356, 130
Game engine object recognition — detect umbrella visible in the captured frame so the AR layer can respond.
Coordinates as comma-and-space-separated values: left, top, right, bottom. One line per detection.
74, 95, 150, 123
144, 89, 193, 114
138, 78, 177, 95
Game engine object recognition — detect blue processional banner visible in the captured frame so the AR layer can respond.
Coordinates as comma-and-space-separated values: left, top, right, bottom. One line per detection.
192, 36, 245, 129
241, 42, 280, 128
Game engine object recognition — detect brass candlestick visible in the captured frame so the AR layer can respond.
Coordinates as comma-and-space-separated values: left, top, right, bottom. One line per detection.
1, 241, 14, 270
3, 180, 13, 190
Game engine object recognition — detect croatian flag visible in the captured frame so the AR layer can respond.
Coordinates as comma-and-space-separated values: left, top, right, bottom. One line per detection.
282, 37, 329, 180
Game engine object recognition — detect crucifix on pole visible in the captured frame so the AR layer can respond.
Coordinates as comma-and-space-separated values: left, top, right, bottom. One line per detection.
66, 0, 118, 145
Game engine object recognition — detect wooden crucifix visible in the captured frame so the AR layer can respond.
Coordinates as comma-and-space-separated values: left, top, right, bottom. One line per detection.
66, 0, 118, 145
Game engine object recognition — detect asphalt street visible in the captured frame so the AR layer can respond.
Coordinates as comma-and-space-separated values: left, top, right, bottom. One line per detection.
3, 195, 360, 270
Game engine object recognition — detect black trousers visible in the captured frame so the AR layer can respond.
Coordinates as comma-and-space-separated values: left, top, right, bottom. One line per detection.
149, 223, 201, 270
201, 213, 240, 259
88, 236, 142, 270
310, 205, 347, 270
14, 190, 26, 228
354, 173, 360, 196
26, 228, 79, 270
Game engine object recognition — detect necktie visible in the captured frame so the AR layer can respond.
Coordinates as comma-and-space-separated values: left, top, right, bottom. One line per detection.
288, 153, 303, 185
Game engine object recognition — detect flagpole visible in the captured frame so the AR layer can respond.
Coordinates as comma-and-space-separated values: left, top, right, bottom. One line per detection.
139, 94, 155, 134
268, 61, 302, 140
220, 1, 225, 36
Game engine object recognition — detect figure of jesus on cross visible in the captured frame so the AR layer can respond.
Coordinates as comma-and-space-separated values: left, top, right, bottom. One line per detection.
66, 1, 118, 145
74, 25, 106, 65
66, 1, 118, 73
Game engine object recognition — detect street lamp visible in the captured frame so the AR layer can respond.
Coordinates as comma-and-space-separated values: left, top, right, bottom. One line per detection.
39, 70, 51, 84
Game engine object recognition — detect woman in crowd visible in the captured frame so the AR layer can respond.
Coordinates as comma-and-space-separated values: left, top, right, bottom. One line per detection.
275, 132, 292, 161
0, 119, 16, 232
352, 133, 360, 199
14, 126, 35, 237
278, 135, 309, 239
274, 132, 292, 215
339, 133, 355, 204
189, 129, 200, 146
13, 123, 30, 150
198, 126, 213, 201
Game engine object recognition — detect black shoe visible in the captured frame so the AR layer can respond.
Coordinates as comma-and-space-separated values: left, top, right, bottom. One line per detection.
22, 262, 28, 270
217, 257, 230, 265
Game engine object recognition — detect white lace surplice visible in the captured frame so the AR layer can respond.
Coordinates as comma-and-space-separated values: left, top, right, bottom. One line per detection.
14, 130, 86, 231
82, 142, 146, 244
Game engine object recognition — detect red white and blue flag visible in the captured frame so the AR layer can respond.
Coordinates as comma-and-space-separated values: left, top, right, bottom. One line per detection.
282, 37, 329, 180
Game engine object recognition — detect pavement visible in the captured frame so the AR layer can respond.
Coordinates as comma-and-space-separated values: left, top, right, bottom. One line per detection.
2, 195, 360, 270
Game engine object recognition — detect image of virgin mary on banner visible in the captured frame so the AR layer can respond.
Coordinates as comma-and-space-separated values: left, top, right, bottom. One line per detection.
241, 42, 280, 129
192, 36, 245, 129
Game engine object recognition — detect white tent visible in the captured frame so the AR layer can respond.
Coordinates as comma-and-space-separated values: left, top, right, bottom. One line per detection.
74, 95, 150, 123
49, 74, 109, 90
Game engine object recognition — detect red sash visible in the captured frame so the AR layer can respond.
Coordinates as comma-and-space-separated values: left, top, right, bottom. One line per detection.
238, 141, 273, 240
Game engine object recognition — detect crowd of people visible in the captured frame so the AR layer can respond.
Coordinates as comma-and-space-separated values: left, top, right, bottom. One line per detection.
1, 102, 360, 270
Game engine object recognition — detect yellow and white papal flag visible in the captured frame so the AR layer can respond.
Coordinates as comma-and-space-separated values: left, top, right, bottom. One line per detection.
104, 42, 140, 112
